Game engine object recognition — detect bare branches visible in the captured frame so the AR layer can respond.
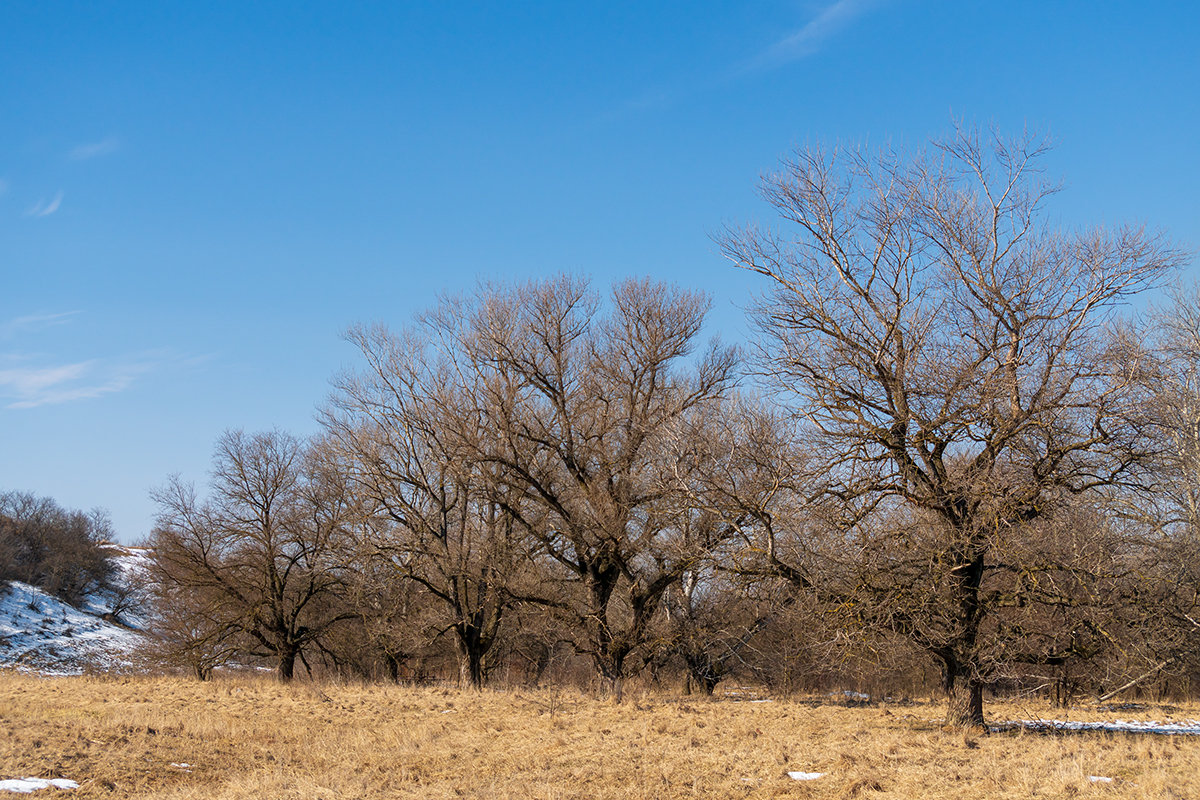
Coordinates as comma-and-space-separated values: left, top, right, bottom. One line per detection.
146, 431, 357, 681
720, 126, 1184, 726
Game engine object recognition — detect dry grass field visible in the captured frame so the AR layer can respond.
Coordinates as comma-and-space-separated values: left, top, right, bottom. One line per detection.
2, 672, 1200, 799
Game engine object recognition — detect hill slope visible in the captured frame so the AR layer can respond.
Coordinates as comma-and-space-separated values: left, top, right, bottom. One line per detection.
0, 546, 150, 674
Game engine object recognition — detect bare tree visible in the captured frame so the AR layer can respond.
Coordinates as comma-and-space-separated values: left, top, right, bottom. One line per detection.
0, 491, 116, 606
147, 430, 357, 681
451, 276, 739, 697
326, 323, 532, 689
720, 126, 1184, 725
1145, 284, 1200, 528
1108, 284, 1200, 689
143, 576, 239, 680
657, 395, 806, 695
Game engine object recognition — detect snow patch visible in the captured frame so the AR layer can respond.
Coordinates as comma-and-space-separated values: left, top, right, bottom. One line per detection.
0, 778, 79, 793
0, 579, 146, 675
1000, 719, 1200, 736
787, 771, 825, 781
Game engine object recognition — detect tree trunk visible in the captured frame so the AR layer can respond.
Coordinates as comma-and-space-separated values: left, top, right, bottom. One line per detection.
684, 653, 720, 696
277, 648, 298, 682
585, 560, 624, 698
458, 647, 485, 690
945, 670, 985, 728
600, 675, 625, 703
384, 652, 402, 684
530, 645, 552, 685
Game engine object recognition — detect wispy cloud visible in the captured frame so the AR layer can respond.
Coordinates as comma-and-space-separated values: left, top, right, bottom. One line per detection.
751, 0, 881, 71
0, 311, 80, 340
603, 0, 881, 123
0, 360, 143, 409
68, 136, 120, 160
0, 312, 168, 409
26, 191, 64, 218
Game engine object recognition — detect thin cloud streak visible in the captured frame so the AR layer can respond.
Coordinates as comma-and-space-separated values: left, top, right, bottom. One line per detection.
68, 137, 120, 160
1, 312, 81, 340
0, 359, 147, 409
750, 0, 881, 71
26, 192, 64, 218
606, 0, 882, 123
0, 343, 203, 410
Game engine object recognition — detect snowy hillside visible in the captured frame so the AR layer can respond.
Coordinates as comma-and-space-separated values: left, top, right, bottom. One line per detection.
0, 546, 150, 675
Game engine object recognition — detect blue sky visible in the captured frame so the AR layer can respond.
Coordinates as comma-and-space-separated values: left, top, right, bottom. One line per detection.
2, 1, 1197, 542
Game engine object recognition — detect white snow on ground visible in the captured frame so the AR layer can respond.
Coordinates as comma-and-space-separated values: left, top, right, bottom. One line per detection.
1000, 719, 1200, 735
721, 685, 772, 702
84, 546, 152, 630
0, 778, 79, 793
787, 771, 825, 781
1088, 776, 1114, 783
0, 546, 150, 675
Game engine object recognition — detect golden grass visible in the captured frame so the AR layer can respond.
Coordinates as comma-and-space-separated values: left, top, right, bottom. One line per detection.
2, 672, 1200, 798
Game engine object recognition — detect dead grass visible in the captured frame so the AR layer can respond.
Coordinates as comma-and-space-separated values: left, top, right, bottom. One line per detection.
2, 672, 1200, 798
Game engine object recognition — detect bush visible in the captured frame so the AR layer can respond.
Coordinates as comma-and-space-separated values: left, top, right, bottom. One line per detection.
0, 490, 116, 606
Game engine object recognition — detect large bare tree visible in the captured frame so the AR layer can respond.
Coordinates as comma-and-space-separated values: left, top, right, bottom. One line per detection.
450, 276, 739, 697
720, 127, 1184, 725
325, 324, 528, 689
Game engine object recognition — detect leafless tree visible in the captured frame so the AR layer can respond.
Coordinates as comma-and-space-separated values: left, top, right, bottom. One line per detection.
143, 577, 240, 680
0, 491, 116, 606
448, 276, 739, 697
1144, 284, 1200, 528
1106, 284, 1200, 690
655, 395, 807, 695
147, 430, 357, 681
326, 323, 535, 689
720, 126, 1185, 725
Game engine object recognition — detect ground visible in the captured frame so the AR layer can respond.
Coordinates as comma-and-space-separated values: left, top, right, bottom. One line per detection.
2, 673, 1200, 798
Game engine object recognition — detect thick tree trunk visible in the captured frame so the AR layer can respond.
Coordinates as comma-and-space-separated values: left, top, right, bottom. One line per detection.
458, 647, 485, 690
277, 648, 298, 682
585, 560, 625, 699
529, 645, 552, 685
592, 647, 629, 702
942, 546, 987, 727
455, 622, 489, 690
944, 668, 985, 728
684, 654, 719, 696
